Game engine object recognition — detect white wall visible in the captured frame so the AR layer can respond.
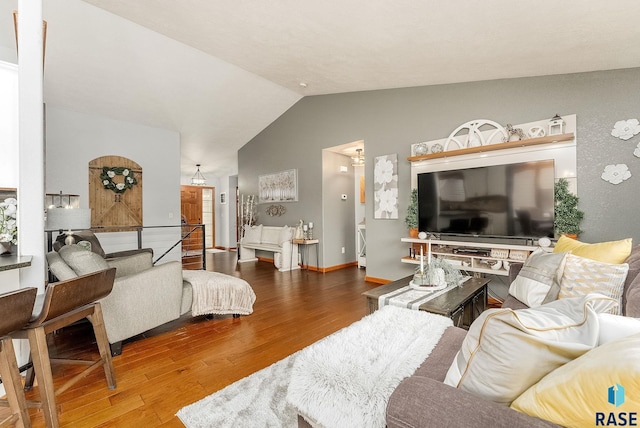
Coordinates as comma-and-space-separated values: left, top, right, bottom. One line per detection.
0, 61, 18, 186
45, 106, 182, 259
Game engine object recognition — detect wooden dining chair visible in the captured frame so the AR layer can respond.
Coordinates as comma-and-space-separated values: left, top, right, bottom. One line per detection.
15, 268, 116, 428
0, 287, 38, 428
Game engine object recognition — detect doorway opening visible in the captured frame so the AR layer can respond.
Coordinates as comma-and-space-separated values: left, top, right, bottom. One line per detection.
322, 140, 366, 269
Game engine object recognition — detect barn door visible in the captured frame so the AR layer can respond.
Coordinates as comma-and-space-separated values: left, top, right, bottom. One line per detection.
89, 156, 143, 229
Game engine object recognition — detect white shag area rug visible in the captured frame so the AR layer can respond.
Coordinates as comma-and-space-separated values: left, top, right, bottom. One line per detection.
177, 306, 452, 428
287, 305, 452, 427
177, 353, 299, 428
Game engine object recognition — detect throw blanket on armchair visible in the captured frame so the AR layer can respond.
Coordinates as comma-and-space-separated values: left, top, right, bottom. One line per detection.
182, 270, 256, 317
286, 305, 453, 428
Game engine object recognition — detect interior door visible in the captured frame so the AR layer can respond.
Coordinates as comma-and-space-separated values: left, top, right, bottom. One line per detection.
180, 185, 203, 257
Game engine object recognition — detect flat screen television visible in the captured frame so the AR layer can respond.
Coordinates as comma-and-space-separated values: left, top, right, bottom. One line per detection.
417, 159, 555, 239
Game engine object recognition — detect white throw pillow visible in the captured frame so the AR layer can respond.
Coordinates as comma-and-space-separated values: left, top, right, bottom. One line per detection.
508, 249, 566, 307
559, 253, 628, 315
242, 224, 262, 244
278, 226, 293, 244
597, 313, 640, 345
443, 294, 617, 405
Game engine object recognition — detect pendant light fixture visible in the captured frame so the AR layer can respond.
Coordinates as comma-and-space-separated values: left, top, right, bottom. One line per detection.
191, 164, 206, 186
351, 148, 365, 167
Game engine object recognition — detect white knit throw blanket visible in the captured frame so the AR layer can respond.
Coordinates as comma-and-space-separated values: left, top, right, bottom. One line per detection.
182, 270, 256, 317
286, 305, 453, 428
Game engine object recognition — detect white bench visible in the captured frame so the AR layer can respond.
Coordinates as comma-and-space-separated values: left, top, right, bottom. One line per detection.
238, 225, 299, 272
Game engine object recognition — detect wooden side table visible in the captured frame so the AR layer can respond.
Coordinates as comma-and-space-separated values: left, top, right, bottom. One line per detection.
291, 239, 319, 271
362, 276, 489, 329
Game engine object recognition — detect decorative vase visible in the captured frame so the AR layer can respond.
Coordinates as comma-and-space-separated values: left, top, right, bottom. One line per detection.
562, 233, 578, 240
409, 228, 419, 238
0, 241, 12, 256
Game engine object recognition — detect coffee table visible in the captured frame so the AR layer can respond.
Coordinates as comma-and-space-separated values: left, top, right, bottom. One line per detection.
362, 276, 489, 329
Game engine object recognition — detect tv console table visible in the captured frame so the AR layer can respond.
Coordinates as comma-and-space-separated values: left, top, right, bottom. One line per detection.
401, 238, 538, 277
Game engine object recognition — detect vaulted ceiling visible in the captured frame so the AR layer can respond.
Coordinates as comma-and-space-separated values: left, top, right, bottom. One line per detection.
2, 1, 640, 179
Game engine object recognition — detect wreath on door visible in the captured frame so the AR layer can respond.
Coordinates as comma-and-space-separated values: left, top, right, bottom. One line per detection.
100, 166, 138, 194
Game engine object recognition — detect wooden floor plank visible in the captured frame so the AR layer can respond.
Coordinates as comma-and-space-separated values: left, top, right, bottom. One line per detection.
1, 251, 377, 427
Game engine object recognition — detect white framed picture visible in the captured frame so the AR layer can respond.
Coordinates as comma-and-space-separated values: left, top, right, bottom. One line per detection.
258, 169, 298, 203
374, 153, 398, 219
220, 192, 227, 204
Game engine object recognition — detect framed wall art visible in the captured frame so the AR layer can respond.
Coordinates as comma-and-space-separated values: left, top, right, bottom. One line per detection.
258, 169, 298, 203
374, 153, 398, 219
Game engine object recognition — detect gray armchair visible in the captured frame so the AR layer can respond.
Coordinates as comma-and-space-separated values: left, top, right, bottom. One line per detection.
46, 231, 192, 355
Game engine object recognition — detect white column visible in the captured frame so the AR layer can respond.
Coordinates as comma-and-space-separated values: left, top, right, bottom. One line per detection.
14, 0, 45, 371
17, 0, 46, 295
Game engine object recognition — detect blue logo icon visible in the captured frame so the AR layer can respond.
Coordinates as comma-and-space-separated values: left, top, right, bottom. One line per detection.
608, 384, 625, 407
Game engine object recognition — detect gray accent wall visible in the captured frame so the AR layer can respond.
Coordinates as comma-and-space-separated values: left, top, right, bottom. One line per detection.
239, 68, 640, 282
322, 150, 356, 268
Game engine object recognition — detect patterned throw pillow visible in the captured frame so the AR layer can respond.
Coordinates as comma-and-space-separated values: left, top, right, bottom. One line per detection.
559, 253, 629, 315
508, 249, 567, 307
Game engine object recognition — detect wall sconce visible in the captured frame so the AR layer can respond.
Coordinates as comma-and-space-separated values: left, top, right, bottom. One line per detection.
191, 164, 206, 186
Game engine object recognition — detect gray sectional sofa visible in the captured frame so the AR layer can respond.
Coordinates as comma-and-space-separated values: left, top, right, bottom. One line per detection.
385, 244, 640, 428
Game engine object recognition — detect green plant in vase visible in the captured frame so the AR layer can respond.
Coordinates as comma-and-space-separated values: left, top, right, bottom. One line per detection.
554, 178, 584, 238
405, 188, 419, 237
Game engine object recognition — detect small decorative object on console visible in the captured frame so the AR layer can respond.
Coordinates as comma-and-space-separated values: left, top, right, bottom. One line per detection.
528, 126, 546, 138
508, 249, 530, 261
490, 248, 510, 259
502, 124, 526, 142
413, 142, 429, 156
548, 114, 565, 135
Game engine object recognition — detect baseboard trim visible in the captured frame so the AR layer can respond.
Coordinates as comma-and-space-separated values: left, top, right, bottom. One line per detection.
253, 258, 358, 273
319, 261, 357, 273
365, 276, 392, 285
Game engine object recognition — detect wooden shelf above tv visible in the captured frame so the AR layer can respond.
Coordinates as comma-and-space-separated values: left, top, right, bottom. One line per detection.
407, 133, 575, 162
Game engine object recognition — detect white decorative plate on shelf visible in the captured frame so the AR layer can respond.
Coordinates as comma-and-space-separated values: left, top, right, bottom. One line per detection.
409, 281, 447, 291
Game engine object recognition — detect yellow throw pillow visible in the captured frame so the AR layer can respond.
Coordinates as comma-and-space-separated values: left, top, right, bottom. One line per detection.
554, 235, 632, 264
511, 333, 640, 427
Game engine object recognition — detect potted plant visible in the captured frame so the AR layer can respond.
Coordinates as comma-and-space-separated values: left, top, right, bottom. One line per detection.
405, 188, 419, 237
0, 197, 17, 255
554, 178, 584, 239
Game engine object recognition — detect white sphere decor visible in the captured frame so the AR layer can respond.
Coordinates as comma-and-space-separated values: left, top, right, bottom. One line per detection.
418, 231, 427, 240
538, 237, 551, 248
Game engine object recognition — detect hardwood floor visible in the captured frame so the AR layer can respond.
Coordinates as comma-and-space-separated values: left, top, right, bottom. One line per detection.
1, 252, 379, 427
